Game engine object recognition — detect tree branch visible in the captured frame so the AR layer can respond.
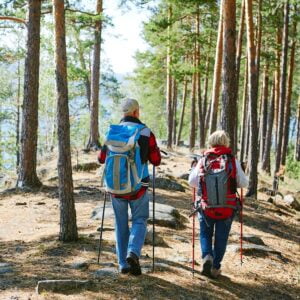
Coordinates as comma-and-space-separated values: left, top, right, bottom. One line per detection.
65, 8, 97, 17
0, 16, 26, 25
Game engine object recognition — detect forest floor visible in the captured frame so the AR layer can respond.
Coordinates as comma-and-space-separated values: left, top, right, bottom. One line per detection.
0, 148, 299, 300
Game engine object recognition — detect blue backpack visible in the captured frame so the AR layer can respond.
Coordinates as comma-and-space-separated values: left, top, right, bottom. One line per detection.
102, 124, 149, 195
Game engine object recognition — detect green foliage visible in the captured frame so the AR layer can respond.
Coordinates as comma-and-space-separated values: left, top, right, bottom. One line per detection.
286, 147, 300, 180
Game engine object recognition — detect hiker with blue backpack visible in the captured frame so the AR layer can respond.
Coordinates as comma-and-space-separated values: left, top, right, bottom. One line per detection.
98, 98, 161, 275
188, 130, 248, 279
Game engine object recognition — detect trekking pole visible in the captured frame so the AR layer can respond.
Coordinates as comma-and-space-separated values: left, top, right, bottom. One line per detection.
192, 187, 196, 277
240, 188, 243, 266
152, 165, 155, 273
97, 191, 107, 264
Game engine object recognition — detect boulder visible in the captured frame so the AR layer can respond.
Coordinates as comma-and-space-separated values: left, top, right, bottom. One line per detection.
150, 174, 185, 192
73, 162, 99, 172
94, 268, 118, 278
36, 280, 92, 294
242, 234, 265, 246
0, 263, 13, 274
283, 194, 300, 211
144, 229, 167, 247
227, 244, 281, 256
178, 173, 189, 180
92, 202, 186, 229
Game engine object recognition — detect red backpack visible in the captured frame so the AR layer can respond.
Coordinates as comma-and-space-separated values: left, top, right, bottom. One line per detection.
198, 148, 238, 219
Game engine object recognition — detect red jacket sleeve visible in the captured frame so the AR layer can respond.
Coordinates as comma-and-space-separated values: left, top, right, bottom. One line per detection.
148, 132, 161, 166
97, 145, 107, 164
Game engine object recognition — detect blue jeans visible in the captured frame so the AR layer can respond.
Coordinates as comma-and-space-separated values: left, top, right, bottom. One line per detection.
111, 192, 149, 269
199, 213, 233, 270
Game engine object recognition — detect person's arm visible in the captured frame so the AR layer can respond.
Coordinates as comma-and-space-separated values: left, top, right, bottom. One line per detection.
188, 160, 202, 188
148, 132, 161, 166
235, 159, 249, 188
97, 145, 107, 164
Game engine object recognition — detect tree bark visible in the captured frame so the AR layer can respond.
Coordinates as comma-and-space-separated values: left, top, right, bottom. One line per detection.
245, 0, 259, 197
172, 79, 178, 145
274, 1, 289, 188
281, 20, 296, 166
87, 0, 103, 150
189, 55, 196, 151
195, 7, 205, 148
221, 0, 236, 153
262, 77, 275, 174
274, 27, 282, 148
259, 63, 269, 162
53, 0, 78, 242
295, 95, 300, 161
16, 60, 21, 171
176, 79, 188, 146
239, 57, 248, 162
209, 0, 223, 135
17, 0, 42, 188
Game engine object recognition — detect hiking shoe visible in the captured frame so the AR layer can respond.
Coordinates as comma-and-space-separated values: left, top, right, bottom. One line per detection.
126, 252, 142, 276
202, 254, 213, 277
120, 267, 130, 274
210, 267, 221, 279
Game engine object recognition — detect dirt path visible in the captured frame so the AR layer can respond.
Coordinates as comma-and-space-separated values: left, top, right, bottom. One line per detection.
0, 150, 299, 299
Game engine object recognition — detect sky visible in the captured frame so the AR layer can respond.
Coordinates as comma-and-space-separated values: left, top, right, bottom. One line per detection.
102, 1, 151, 75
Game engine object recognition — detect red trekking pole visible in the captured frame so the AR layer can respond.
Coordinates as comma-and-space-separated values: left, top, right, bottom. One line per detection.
240, 188, 243, 266
192, 187, 196, 276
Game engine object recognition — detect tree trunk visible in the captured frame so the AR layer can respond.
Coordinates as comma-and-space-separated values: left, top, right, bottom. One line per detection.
53, 0, 78, 242
245, 0, 259, 197
221, 0, 236, 153
87, 0, 103, 150
166, 5, 173, 149
17, 0, 42, 188
262, 77, 275, 174
73, 27, 91, 108
274, 28, 282, 148
16, 60, 21, 171
176, 79, 188, 146
259, 63, 269, 162
239, 58, 248, 162
195, 7, 205, 148
209, 0, 223, 134
281, 20, 296, 166
202, 30, 212, 140
273, 1, 289, 189
295, 95, 300, 161
172, 79, 178, 145
235, 0, 245, 153
189, 56, 196, 151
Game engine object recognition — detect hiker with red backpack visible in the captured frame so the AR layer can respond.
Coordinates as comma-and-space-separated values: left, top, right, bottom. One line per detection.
98, 98, 161, 275
188, 130, 248, 279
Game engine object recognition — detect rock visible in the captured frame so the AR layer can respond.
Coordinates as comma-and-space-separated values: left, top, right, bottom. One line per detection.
70, 262, 89, 270
36, 280, 92, 294
227, 244, 281, 256
73, 162, 99, 172
91, 202, 115, 220
284, 195, 300, 211
142, 263, 171, 274
92, 202, 186, 229
98, 262, 115, 268
15, 202, 27, 206
0, 263, 13, 274
36, 202, 46, 205
267, 197, 274, 203
94, 267, 118, 278
242, 234, 265, 246
172, 235, 189, 243
173, 256, 189, 263
144, 229, 167, 247
178, 173, 189, 180
150, 175, 185, 192
149, 202, 187, 229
